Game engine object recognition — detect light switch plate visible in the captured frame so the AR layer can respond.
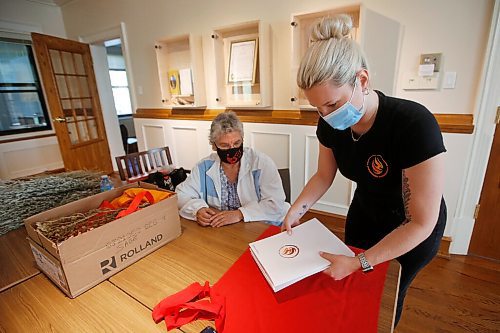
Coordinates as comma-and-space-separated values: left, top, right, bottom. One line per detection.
443, 72, 457, 89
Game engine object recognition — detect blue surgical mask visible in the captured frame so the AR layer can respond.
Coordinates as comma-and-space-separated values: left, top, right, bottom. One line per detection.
319, 80, 365, 130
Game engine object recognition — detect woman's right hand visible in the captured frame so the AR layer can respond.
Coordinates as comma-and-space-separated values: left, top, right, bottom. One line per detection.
281, 209, 302, 234
196, 207, 218, 226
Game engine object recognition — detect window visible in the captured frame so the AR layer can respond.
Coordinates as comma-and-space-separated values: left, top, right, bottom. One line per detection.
0, 37, 51, 136
109, 69, 132, 115
106, 40, 132, 116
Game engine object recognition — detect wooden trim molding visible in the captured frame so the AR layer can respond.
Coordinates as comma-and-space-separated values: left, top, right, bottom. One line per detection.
302, 209, 452, 259
134, 108, 474, 134
0, 133, 56, 144
434, 114, 474, 134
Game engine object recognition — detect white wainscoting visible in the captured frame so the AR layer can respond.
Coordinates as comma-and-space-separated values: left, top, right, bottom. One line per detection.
0, 136, 63, 179
141, 124, 166, 151
170, 126, 201, 170
250, 131, 290, 169
133, 118, 474, 252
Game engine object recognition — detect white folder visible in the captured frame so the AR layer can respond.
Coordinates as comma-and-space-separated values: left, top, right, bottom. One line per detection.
249, 218, 355, 292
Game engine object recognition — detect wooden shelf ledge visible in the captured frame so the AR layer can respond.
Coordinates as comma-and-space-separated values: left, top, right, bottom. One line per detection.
135, 108, 474, 134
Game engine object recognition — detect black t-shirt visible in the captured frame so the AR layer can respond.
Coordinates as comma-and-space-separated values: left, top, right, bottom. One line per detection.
317, 90, 445, 194
316, 91, 446, 239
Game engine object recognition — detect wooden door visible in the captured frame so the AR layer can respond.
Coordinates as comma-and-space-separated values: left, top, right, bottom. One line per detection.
468, 108, 500, 260
31, 33, 113, 173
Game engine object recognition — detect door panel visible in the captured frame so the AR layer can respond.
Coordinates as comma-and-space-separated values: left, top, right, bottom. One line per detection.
32, 33, 113, 173
469, 114, 500, 260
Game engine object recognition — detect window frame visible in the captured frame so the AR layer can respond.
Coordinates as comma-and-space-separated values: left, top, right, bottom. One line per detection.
0, 37, 52, 136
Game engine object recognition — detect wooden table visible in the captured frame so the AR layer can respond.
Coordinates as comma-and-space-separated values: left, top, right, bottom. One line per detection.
0, 274, 174, 332
0, 218, 400, 332
110, 218, 401, 333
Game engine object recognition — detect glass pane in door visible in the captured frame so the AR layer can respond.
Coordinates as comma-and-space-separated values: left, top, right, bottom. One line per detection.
61, 51, 76, 74
49, 50, 63, 74
49, 48, 101, 146
73, 53, 85, 75
67, 121, 78, 144
55, 75, 69, 98
79, 76, 90, 97
67, 76, 80, 97
88, 117, 98, 139
77, 120, 89, 141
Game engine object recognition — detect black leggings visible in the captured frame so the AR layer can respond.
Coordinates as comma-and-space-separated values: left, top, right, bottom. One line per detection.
345, 195, 447, 326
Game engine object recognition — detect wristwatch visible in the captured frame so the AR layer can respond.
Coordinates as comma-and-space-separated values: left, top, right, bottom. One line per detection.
357, 253, 374, 273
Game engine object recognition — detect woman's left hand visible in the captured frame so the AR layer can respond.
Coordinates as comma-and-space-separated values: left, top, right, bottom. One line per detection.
319, 252, 361, 280
210, 210, 243, 227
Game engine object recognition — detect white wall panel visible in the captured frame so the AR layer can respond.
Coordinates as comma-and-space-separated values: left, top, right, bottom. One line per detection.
305, 135, 351, 215
250, 131, 290, 169
0, 137, 63, 179
171, 127, 200, 170
442, 133, 474, 235
142, 125, 166, 150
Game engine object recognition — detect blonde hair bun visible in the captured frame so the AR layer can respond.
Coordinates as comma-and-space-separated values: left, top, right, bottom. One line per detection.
309, 14, 353, 43
297, 14, 367, 89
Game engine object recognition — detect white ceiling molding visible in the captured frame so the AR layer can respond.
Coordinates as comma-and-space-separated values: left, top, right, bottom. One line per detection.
26, 0, 77, 7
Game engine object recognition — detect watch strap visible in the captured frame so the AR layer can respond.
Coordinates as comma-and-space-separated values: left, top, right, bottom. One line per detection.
357, 252, 374, 273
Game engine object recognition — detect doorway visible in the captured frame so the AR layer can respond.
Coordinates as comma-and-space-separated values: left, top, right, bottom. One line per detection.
104, 38, 137, 154
78, 23, 137, 171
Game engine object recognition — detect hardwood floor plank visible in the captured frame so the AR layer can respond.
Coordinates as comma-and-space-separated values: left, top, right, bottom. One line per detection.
0, 227, 39, 292
397, 256, 500, 333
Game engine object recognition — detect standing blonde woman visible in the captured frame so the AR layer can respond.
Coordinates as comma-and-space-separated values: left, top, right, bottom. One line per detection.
282, 15, 446, 325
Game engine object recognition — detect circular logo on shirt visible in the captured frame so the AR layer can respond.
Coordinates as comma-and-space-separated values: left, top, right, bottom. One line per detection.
279, 245, 299, 258
366, 155, 389, 178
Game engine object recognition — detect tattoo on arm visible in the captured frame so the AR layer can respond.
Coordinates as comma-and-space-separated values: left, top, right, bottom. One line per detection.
298, 204, 309, 216
402, 170, 412, 224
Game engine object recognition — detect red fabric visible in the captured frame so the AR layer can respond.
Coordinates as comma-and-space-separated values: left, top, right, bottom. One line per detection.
115, 190, 154, 218
153, 226, 389, 333
152, 281, 225, 331
210, 226, 389, 333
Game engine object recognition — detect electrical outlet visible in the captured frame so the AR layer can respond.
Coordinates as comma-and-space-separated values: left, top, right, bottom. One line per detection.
420, 53, 442, 72
402, 72, 440, 90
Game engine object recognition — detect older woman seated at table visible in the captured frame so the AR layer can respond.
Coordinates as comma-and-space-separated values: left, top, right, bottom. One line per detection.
176, 111, 290, 227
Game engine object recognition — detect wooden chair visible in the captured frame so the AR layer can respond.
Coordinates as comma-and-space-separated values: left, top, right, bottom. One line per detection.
120, 124, 138, 154
115, 146, 173, 182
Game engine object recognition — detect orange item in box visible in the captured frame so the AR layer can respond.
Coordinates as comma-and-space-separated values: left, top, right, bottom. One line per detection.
110, 188, 173, 208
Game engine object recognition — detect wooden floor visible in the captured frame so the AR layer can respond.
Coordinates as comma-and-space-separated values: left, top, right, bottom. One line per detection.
1, 224, 499, 332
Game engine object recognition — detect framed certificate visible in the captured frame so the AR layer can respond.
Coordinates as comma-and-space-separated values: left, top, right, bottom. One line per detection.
227, 38, 258, 84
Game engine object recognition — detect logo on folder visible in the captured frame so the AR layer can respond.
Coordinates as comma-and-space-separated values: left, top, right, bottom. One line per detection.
279, 245, 299, 258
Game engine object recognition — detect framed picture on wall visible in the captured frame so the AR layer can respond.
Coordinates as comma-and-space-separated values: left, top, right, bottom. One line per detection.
227, 38, 258, 84
168, 69, 180, 95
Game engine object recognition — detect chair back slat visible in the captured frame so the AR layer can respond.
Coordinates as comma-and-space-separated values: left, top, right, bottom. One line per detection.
115, 146, 173, 182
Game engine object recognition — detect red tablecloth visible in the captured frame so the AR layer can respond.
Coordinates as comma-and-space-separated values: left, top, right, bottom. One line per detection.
153, 226, 389, 333
212, 226, 389, 332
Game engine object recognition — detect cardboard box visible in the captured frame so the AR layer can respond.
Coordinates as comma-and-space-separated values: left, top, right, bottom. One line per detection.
24, 182, 181, 298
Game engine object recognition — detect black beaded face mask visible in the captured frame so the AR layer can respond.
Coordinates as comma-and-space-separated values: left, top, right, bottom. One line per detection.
216, 144, 243, 164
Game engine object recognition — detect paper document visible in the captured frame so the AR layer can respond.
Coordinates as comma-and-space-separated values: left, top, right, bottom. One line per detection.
179, 68, 193, 96
249, 218, 355, 292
